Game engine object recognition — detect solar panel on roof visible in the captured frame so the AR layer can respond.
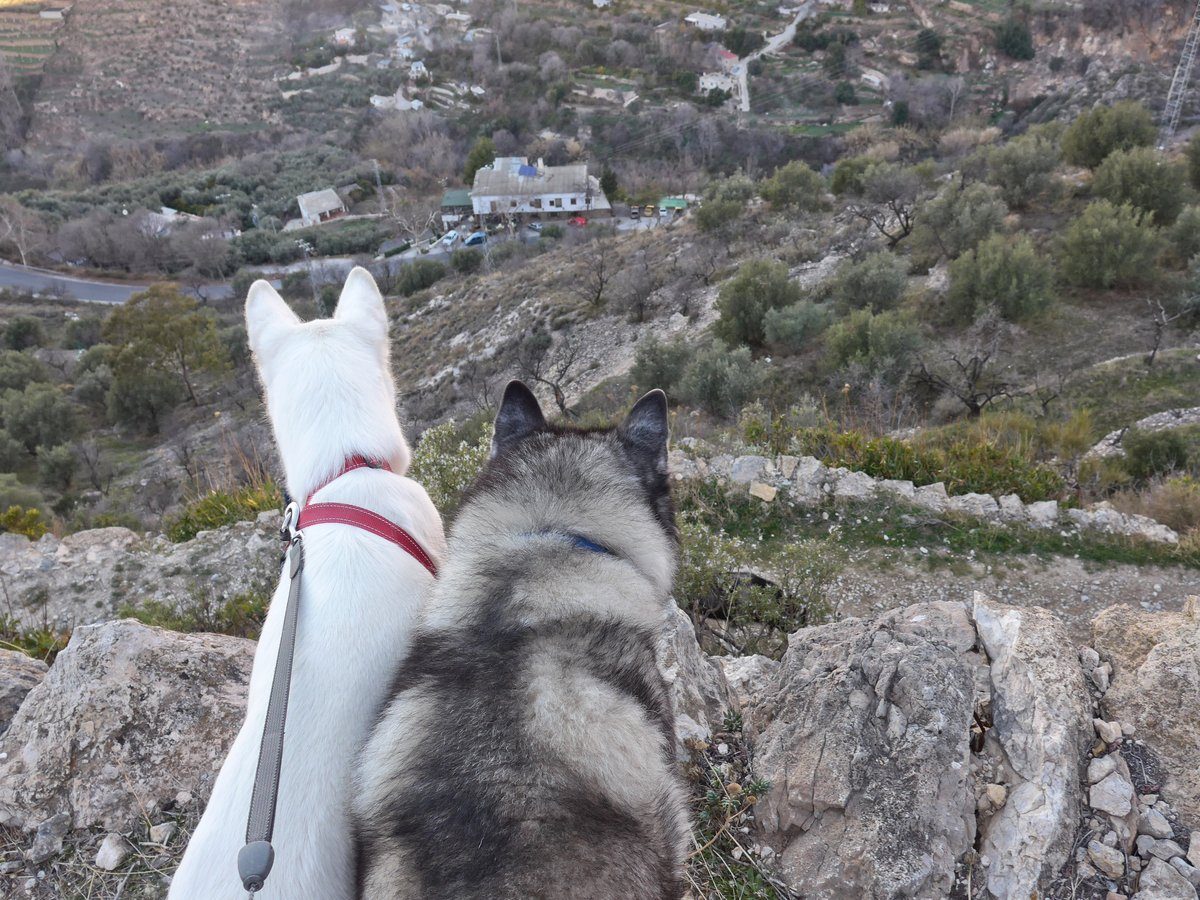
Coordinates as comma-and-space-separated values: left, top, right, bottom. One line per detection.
518, 164, 538, 177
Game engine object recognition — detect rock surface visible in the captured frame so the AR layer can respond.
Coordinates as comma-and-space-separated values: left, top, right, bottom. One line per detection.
0, 619, 254, 832
0, 649, 49, 735
1095, 600, 1200, 820
748, 602, 976, 899
656, 607, 731, 752
1135, 857, 1198, 900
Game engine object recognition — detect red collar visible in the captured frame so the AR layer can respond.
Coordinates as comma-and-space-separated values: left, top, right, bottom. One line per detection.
295, 456, 438, 577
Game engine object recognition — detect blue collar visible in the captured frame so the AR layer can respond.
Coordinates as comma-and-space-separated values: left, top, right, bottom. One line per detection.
531, 530, 615, 557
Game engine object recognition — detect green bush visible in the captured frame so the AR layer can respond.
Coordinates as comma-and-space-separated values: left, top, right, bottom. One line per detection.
631, 335, 690, 392
1186, 135, 1200, 191
760, 161, 827, 212
0, 350, 48, 392
946, 233, 1054, 323
1, 383, 75, 453
831, 156, 872, 196
63, 317, 103, 350
0, 613, 69, 662
409, 418, 491, 517
118, 586, 271, 640
695, 199, 743, 233
1062, 101, 1156, 169
1122, 427, 1192, 481
166, 482, 283, 542
4, 317, 44, 351
1169, 206, 1200, 265
1059, 200, 1164, 289
450, 248, 483, 274
912, 181, 1007, 264
0, 505, 47, 539
994, 18, 1034, 59
763, 301, 831, 353
826, 309, 923, 384
985, 130, 1060, 208
677, 341, 764, 418
1092, 147, 1186, 226
540, 224, 564, 239
106, 347, 185, 433
714, 259, 803, 347
397, 259, 446, 296
36, 444, 75, 492
830, 251, 908, 313
0, 430, 22, 470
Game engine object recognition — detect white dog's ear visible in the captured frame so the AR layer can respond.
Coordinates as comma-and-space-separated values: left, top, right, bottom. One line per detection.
246, 280, 299, 357
334, 267, 388, 340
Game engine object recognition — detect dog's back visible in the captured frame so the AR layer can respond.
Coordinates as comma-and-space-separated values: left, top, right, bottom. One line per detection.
353, 383, 688, 900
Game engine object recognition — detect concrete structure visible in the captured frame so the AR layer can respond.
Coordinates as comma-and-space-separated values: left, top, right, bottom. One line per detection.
684, 11, 727, 31
470, 157, 611, 220
699, 72, 735, 93
440, 188, 473, 228
332, 27, 357, 46
409, 60, 429, 80
296, 189, 347, 227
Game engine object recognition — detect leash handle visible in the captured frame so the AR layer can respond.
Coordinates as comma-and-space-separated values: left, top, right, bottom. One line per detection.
239, 524, 304, 893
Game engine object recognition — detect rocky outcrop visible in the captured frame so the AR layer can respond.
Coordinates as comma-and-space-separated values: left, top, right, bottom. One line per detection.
670, 447, 1182, 544
0, 649, 48, 735
747, 601, 978, 899
657, 607, 731, 753
0, 513, 280, 630
0, 619, 253, 834
1088, 406, 1200, 460
1095, 600, 1200, 822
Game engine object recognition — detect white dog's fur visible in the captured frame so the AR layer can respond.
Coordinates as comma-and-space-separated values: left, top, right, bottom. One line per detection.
169, 268, 446, 900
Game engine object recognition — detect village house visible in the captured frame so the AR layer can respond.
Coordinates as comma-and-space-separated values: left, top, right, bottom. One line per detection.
715, 47, 739, 70
409, 60, 429, 80
684, 11, 727, 31
699, 72, 735, 93
470, 157, 611, 221
296, 189, 347, 227
593, 0, 613, 8
332, 27, 357, 47
440, 188, 473, 229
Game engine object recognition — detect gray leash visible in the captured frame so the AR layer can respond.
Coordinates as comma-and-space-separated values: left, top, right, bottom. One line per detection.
238, 502, 303, 897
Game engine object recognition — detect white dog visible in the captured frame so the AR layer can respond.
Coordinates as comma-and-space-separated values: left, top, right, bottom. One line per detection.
169, 268, 446, 900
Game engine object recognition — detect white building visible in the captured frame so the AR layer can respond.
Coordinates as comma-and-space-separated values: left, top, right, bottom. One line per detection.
296, 189, 347, 227
684, 11, 727, 31
332, 27, 357, 47
409, 60, 429, 79
593, 0, 612, 7
470, 157, 611, 219
699, 72, 735, 93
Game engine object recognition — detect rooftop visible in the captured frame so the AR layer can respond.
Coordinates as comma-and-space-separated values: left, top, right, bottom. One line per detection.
472, 157, 593, 196
441, 188, 472, 207
296, 188, 345, 218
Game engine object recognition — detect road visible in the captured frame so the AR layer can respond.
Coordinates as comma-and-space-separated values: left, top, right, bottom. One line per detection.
0, 261, 154, 305
736, 1, 816, 113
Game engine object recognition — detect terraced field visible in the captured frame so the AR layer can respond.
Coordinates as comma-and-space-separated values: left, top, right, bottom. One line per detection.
0, 6, 64, 76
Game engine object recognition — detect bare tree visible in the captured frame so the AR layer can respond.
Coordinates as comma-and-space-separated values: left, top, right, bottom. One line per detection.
572, 236, 617, 308
75, 441, 113, 494
392, 197, 441, 245
517, 328, 591, 416
0, 198, 46, 266
850, 162, 925, 248
913, 317, 1019, 418
1144, 296, 1195, 367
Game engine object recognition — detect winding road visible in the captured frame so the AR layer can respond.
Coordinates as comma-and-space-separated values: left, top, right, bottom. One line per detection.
0, 261, 154, 304
735, 1, 816, 113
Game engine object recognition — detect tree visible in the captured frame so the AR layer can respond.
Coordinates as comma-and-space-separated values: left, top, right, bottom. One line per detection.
915, 28, 943, 70
763, 301, 831, 353
4, 316, 44, 351
517, 328, 590, 416
830, 251, 908, 313
1186, 134, 1200, 191
1091, 147, 1185, 226
914, 315, 1016, 418
849, 162, 929, 247
1, 382, 75, 452
631, 336, 690, 392
947, 234, 1055, 323
102, 284, 229, 406
834, 81, 858, 105
714, 259, 803, 347
831, 156, 872, 196
994, 19, 1034, 60
600, 167, 619, 199
760, 161, 828, 212
985, 130, 1060, 208
37, 444, 75, 491
1061, 101, 1155, 170
826, 308, 923, 385
912, 181, 1008, 264
0, 197, 46, 267
463, 136, 496, 185
695, 199, 743, 233
677, 340, 763, 418
572, 237, 616, 307
0, 350, 47, 391
1059, 200, 1164, 289
106, 348, 184, 433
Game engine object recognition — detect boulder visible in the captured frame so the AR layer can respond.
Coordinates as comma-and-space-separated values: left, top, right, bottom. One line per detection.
0, 650, 48, 735
1025, 500, 1060, 528
833, 470, 876, 502
715, 654, 778, 714
911, 482, 949, 514
1094, 601, 1200, 821
948, 493, 1001, 519
0, 619, 254, 833
748, 602, 976, 899
973, 594, 1092, 899
729, 455, 771, 485
657, 607, 731, 753
1135, 857, 1198, 900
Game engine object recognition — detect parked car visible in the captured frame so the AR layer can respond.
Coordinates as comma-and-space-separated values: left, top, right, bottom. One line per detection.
528, 221, 544, 231
441, 230, 459, 246
643, 205, 656, 217
629, 207, 640, 219
567, 216, 587, 227
464, 231, 487, 246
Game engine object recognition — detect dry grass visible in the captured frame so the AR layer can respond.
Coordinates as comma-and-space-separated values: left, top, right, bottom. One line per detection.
1110, 476, 1200, 538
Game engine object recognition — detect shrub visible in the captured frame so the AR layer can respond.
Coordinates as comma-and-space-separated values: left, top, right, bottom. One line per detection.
1187, 134, 1200, 192
763, 301, 831, 353
0, 430, 22, 470
397, 259, 446, 296
0, 614, 68, 662
541, 224, 564, 239
1122, 427, 1192, 482
835, 81, 858, 104
0, 350, 48, 392
714, 259, 803, 347
738, 398, 825, 453
1, 383, 75, 453
912, 182, 1007, 265
760, 161, 827, 212
4, 317, 44, 351
677, 341, 764, 418
695, 199, 743, 233
1092, 147, 1186, 226
1061, 101, 1156, 169
994, 18, 1034, 59
831, 156, 872, 196
915, 28, 943, 69
0, 505, 47, 539
1169, 206, 1200, 265
106, 347, 185, 433
409, 418, 491, 517
829, 251, 908, 313
166, 481, 283, 542
631, 336, 690, 392
985, 130, 1060, 208
463, 136, 495, 184
36, 444, 75, 492
1059, 200, 1164, 289
450, 248, 483, 274
1111, 476, 1200, 536
118, 586, 271, 640
825, 308, 923, 384
63, 317, 103, 350
946, 234, 1054, 323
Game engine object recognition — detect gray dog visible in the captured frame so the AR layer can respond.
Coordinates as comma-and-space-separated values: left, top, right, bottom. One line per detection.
353, 381, 688, 900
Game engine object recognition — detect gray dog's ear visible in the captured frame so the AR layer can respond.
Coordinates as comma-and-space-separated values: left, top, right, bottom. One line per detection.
619, 389, 669, 474
492, 381, 546, 456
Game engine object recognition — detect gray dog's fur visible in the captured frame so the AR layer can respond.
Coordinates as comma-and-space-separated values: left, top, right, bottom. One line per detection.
352, 381, 689, 900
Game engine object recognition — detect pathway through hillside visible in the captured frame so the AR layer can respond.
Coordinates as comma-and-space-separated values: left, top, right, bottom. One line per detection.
736, 1, 817, 113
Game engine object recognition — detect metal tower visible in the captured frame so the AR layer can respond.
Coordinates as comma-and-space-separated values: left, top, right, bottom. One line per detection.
1160, 0, 1200, 148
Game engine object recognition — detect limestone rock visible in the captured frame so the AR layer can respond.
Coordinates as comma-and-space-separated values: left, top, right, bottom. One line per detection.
749, 481, 778, 502
833, 470, 876, 501
729, 455, 770, 484
1025, 500, 1059, 528
877, 478, 915, 500
0, 619, 254, 832
1095, 602, 1200, 820
1189, 833, 1200, 868
94, 833, 129, 871
948, 492, 1001, 518
1092, 771, 1136, 817
1135, 857, 1198, 900
26, 813, 70, 863
1140, 808, 1175, 840
1095, 717, 1123, 744
911, 482, 949, 513
715, 654, 778, 714
1089, 839, 1126, 878
657, 607, 731, 753
0, 650, 48, 735
748, 602, 976, 899
973, 594, 1092, 900
997, 494, 1026, 522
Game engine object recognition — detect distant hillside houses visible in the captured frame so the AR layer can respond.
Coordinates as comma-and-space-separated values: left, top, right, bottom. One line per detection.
456, 157, 611, 223
699, 72, 735, 93
685, 11, 727, 31
295, 189, 347, 227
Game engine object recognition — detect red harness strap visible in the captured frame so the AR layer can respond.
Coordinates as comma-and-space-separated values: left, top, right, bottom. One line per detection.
297, 457, 438, 577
